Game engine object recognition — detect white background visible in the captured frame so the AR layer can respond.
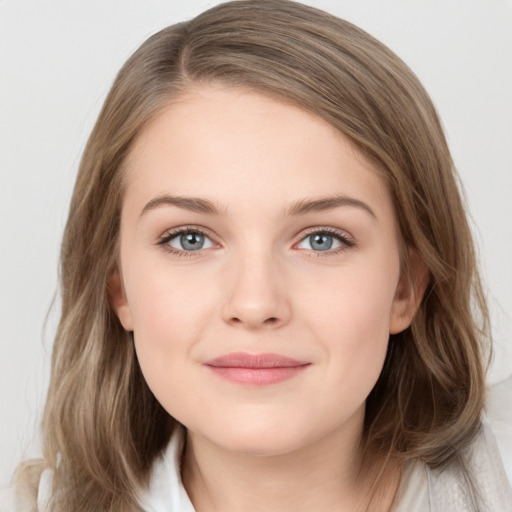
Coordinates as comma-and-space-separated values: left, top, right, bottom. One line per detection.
1, 0, 511, 486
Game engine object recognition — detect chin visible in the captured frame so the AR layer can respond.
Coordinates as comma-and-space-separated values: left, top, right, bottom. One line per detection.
219, 432, 306, 457
194, 414, 318, 457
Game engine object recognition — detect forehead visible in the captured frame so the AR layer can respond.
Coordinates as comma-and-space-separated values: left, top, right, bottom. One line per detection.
122, 85, 393, 220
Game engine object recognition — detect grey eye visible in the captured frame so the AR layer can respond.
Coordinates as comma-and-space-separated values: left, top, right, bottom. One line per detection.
297, 232, 344, 252
168, 231, 214, 251
309, 233, 333, 251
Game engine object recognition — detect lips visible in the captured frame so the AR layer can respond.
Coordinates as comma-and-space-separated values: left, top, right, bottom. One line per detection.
204, 352, 310, 386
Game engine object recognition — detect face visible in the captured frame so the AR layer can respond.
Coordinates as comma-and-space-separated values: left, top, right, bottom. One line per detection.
112, 85, 420, 457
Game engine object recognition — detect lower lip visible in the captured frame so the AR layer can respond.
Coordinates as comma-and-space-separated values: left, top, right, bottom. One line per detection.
206, 365, 309, 386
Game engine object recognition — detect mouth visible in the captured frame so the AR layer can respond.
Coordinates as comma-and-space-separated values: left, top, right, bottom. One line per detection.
203, 352, 311, 386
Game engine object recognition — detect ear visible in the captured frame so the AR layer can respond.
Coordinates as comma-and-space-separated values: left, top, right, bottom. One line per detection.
108, 269, 134, 332
389, 249, 429, 335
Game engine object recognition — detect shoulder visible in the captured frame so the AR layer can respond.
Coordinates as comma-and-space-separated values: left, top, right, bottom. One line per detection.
425, 378, 512, 512
0, 468, 52, 512
486, 374, 512, 482
392, 460, 430, 511
393, 387, 512, 512
0, 427, 190, 512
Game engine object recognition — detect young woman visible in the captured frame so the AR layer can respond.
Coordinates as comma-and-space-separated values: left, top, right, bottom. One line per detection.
6, 1, 512, 510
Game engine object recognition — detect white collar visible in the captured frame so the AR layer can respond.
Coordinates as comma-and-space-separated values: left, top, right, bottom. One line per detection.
134, 414, 512, 512
137, 425, 195, 512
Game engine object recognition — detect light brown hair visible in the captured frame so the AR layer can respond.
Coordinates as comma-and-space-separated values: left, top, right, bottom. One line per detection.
16, 1, 489, 510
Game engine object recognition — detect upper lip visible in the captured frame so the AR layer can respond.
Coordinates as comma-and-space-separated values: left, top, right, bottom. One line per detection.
204, 352, 309, 368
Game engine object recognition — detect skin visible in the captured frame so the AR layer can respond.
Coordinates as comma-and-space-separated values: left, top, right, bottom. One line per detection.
111, 85, 425, 512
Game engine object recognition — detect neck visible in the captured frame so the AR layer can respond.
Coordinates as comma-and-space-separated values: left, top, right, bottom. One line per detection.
181, 415, 400, 512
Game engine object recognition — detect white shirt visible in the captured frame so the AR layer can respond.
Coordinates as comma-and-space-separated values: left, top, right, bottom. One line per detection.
3, 378, 512, 511
133, 416, 512, 512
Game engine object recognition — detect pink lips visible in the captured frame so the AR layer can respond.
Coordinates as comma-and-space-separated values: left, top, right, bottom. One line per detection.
204, 352, 310, 386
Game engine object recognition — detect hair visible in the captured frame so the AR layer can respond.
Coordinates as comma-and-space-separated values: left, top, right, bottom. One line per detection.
15, 1, 490, 510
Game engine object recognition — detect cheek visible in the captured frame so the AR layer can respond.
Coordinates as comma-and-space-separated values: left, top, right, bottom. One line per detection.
127, 256, 216, 331
308, 261, 397, 340
126, 264, 215, 409
304, 258, 398, 394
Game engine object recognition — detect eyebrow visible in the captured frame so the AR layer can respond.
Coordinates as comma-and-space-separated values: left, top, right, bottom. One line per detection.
140, 194, 376, 219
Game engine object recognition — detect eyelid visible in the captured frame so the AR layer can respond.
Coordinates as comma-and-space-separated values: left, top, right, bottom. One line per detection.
157, 224, 355, 258
158, 225, 215, 243
293, 226, 355, 256
298, 226, 354, 242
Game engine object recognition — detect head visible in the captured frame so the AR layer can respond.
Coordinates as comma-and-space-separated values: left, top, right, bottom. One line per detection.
36, 1, 488, 510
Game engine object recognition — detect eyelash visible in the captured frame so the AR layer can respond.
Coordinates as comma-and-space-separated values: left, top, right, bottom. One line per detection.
157, 225, 355, 259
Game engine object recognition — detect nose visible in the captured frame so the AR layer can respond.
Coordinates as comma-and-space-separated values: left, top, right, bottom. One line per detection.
221, 251, 292, 330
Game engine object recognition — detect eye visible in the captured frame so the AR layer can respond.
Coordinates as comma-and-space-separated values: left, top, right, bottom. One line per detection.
158, 227, 215, 255
296, 228, 354, 255
157, 226, 354, 258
